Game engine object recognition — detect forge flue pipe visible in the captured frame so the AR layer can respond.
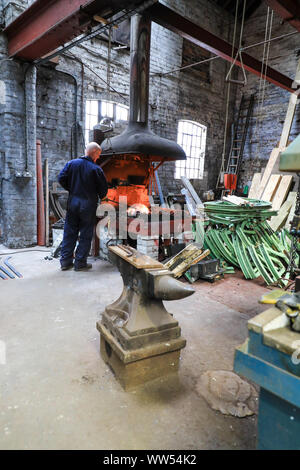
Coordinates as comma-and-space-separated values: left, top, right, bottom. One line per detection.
36, 140, 45, 246
129, 14, 151, 124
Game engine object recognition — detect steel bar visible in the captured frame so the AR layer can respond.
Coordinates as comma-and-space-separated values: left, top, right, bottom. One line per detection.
0, 265, 15, 279
0, 271, 7, 280
4, 0, 154, 60
265, 0, 300, 33
4, 257, 23, 278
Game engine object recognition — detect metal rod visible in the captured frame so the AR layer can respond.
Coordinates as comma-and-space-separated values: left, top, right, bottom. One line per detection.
36, 140, 46, 246
64, 52, 127, 103
45, 158, 49, 247
0, 265, 15, 279
0, 265, 7, 280
4, 257, 23, 278
151, 29, 299, 78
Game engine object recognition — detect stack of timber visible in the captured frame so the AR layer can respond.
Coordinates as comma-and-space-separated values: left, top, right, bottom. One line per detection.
204, 199, 292, 286
247, 153, 295, 232
247, 59, 300, 233
164, 243, 210, 278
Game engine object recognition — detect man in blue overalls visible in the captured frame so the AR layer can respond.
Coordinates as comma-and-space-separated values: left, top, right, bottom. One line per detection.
58, 142, 108, 271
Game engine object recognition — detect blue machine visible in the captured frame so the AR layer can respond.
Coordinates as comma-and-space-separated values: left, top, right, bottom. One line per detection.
234, 306, 300, 450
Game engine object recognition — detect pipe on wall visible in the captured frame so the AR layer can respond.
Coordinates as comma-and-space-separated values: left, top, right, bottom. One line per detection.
39, 65, 79, 158
36, 139, 45, 246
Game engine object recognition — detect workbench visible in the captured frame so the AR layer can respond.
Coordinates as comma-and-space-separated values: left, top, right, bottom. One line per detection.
234, 306, 300, 450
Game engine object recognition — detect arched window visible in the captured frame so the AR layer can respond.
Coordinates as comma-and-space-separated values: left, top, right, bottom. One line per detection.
85, 99, 129, 143
175, 120, 207, 179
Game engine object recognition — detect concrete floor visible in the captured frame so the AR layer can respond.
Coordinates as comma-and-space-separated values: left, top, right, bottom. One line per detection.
0, 246, 270, 450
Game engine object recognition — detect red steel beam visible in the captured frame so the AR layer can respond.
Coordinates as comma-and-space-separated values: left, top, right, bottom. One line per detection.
265, 0, 300, 32
147, 2, 296, 93
4, 0, 147, 60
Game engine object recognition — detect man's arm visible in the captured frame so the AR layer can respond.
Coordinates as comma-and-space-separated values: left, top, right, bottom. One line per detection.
58, 162, 70, 191
95, 167, 108, 200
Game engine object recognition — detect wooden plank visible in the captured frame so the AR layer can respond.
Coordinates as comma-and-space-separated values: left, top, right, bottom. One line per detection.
272, 175, 293, 210
268, 200, 293, 232
285, 192, 297, 229
172, 249, 210, 278
164, 243, 201, 270
261, 174, 282, 202
223, 195, 255, 206
248, 173, 261, 199
279, 58, 300, 148
279, 92, 298, 149
109, 245, 163, 269
257, 148, 282, 199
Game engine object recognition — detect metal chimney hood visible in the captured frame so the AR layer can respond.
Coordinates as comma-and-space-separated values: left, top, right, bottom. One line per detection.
101, 13, 186, 161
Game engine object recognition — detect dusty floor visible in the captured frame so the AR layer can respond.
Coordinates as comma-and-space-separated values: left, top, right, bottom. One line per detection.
0, 245, 270, 450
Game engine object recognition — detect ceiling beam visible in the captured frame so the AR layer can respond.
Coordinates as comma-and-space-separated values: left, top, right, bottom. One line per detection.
147, 2, 296, 93
4, 0, 149, 60
264, 0, 300, 32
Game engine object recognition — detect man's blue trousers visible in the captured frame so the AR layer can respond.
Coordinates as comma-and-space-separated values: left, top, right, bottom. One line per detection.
60, 196, 96, 268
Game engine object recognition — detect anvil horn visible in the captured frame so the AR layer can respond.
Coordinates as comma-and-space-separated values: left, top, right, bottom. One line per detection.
154, 275, 195, 301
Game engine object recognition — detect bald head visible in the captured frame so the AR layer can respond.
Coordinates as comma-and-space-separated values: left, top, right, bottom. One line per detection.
86, 142, 102, 162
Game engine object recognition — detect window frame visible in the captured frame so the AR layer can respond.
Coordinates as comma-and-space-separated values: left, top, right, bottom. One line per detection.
175, 120, 207, 180
84, 99, 129, 144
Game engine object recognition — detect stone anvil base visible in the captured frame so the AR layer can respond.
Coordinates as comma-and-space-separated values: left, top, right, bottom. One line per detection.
97, 321, 186, 390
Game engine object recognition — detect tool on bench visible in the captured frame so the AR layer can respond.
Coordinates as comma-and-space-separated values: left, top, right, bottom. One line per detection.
260, 289, 300, 332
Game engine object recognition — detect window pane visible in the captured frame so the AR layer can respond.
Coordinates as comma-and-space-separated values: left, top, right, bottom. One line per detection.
177, 131, 183, 146
101, 101, 107, 116
107, 102, 114, 117
116, 104, 128, 121
175, 120, 207, 180
90, 114, 98, 128
85, 100, 101, 145
90, 100, 98, 116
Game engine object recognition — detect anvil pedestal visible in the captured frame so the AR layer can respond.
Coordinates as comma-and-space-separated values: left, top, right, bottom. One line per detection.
97, 245, 194, 389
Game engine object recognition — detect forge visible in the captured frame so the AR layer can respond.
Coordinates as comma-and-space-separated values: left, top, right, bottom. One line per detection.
94, 13, 190, 258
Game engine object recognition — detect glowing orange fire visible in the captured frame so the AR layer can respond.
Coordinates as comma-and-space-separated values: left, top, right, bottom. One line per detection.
127, 203, 150, 216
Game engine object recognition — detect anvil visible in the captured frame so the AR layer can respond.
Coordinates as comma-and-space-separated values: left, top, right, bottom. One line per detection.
97, 245, 194, 389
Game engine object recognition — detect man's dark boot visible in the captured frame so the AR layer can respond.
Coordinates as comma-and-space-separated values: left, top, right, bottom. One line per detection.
61, 263, 74, 271
74, 263, 92, 272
